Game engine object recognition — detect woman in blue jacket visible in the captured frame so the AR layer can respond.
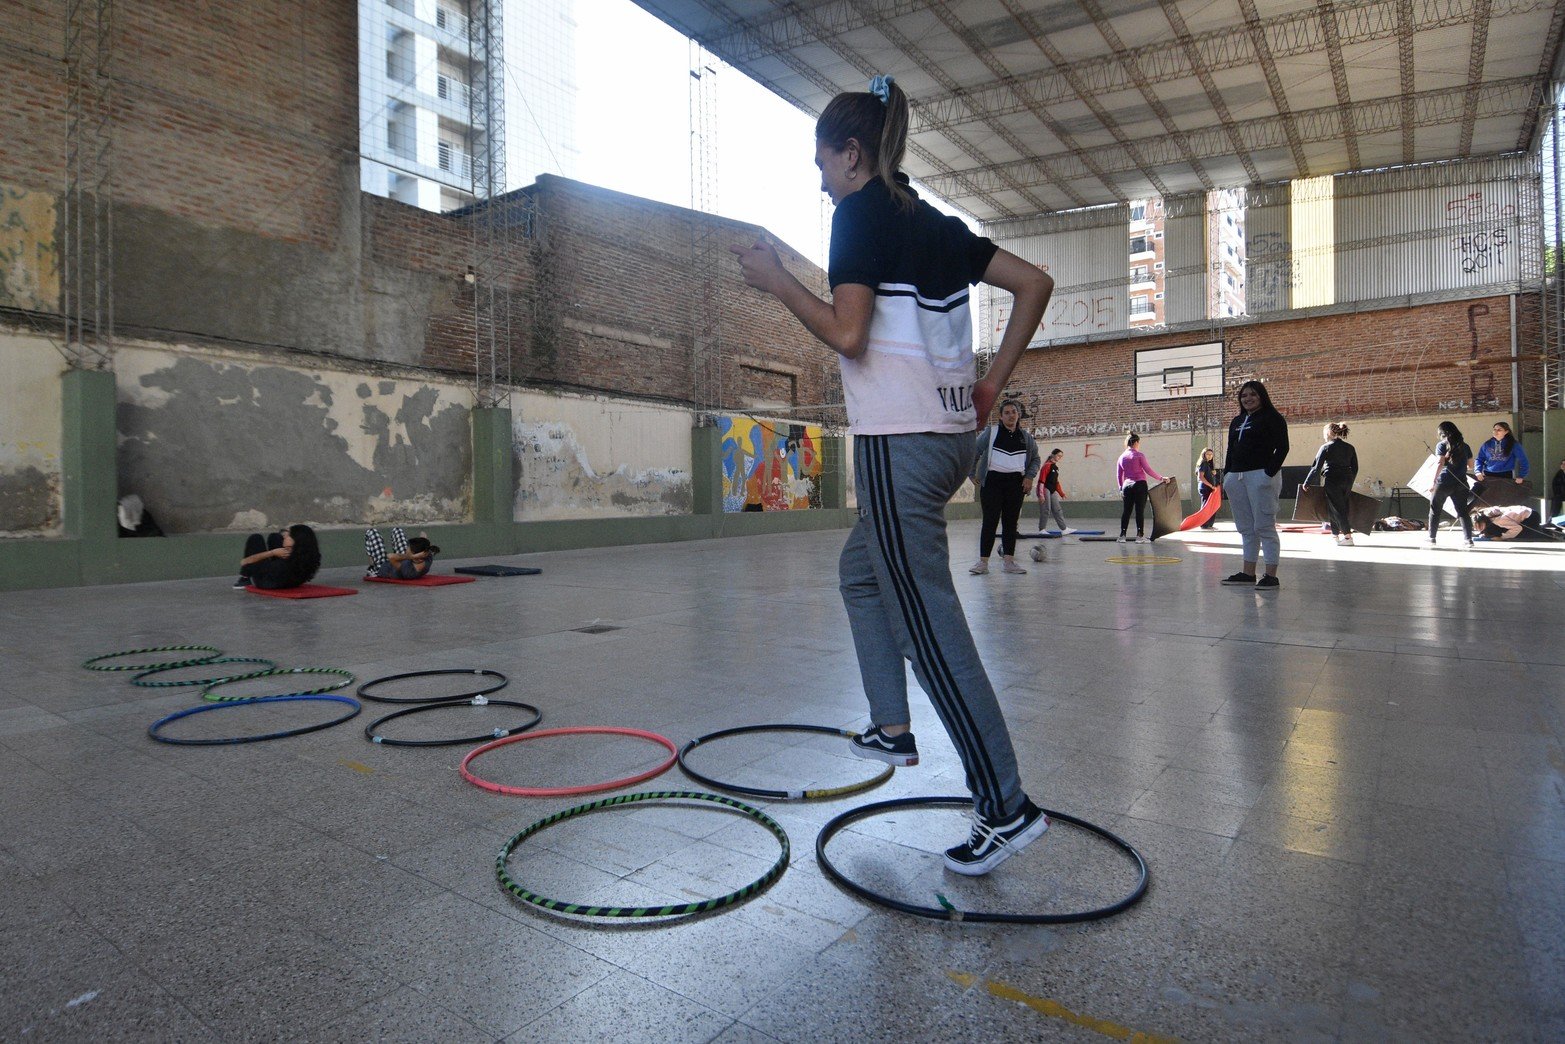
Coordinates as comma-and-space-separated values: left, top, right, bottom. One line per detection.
1475, 421, 1529, 485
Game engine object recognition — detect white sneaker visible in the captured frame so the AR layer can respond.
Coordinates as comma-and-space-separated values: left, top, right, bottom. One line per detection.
1116, 535, 1127, 543
1063, 527, 1078, 535
1135, 536, 1147, 544
1341, 536, 1354, 546
969, 560, 989, 575
1000, 559, 1027, 574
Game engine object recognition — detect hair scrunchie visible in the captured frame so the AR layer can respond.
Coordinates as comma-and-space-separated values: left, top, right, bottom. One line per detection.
868, 74, 893, 103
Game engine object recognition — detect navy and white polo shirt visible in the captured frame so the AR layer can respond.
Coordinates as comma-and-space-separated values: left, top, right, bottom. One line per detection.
828, 176, 997, 435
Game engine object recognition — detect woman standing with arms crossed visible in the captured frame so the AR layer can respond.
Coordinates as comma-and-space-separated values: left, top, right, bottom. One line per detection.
1115, 433, 1168, 543
1221, 381, 1290, 590
731, 75, 1053, 876
970, 399, 1040, 575
1302, 423, 1359, 546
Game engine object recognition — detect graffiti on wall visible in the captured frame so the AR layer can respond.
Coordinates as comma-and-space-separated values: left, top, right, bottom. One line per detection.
718, 416, 823, 512
1445, 191, 1515, 277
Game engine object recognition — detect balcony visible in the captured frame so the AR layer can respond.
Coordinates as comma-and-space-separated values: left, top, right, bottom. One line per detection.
438, 141, 472, 180
435, 6, 470, 38
437, 74, 471, 109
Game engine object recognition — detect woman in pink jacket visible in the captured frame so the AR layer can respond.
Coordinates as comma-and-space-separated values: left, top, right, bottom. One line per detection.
1115, 432, 1170, 543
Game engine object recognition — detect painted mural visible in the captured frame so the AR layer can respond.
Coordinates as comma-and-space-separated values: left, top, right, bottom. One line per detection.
718, 416, 823, 512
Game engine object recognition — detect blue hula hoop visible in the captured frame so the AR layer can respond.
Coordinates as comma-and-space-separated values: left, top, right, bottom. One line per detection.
149, 694, 362, 746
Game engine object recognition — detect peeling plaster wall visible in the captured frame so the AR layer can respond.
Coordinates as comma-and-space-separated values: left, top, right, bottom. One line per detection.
513, 392, 691, 521
0, 184, 58, 312
0, 332, 63, 535
115, 343, 472, 532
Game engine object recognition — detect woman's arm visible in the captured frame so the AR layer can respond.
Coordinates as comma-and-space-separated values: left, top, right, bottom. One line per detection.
972, 251, 1052, 422
240, 546, 289, 567
1302, 444, 1328, 487
730, 240, 875, 358
1266, 415, 1290, 476
1514, 442, 1530, 480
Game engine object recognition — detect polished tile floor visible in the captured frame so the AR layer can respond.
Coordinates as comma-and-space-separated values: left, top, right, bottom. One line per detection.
2, 522, 1561, 1042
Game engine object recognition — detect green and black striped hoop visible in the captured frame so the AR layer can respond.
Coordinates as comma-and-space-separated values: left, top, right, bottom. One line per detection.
131, 657, 277, 688
202, 666, 356, 702
82, 645, 223, 672
496, 790, 790, 918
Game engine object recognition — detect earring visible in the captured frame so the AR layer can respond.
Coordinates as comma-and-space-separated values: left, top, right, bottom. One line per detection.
846, 170, 857, 180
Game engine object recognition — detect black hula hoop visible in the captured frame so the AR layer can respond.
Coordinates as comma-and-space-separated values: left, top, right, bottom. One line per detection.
356, 668, 508, 704
83, 645, 222, 672
497, 790, 790, 918
365, 698, 542, 747
678, 723, 895, 800
202, 667, 355, 703
131, 657, 277, 688
148, 694, 362, 746
815, 795, 1150, 924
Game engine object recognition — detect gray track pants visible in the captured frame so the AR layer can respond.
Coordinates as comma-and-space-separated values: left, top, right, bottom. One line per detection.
840, 432, 1026, 820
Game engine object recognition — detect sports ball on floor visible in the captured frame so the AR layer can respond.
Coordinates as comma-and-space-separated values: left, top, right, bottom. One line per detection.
1029, 544, 1046, 562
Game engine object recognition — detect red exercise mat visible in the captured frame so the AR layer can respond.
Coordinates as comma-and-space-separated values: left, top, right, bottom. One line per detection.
363, 575, 476, 587
247, 583, 357, 599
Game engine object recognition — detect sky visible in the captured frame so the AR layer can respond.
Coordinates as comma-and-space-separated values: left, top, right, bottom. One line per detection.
573, 2, 834, 267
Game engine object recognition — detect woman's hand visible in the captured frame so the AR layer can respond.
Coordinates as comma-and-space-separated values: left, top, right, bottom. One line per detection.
1022, 477, 1035, 496
730, 239, 788, 295
1515, 476, 1525, 484
273, 546, 292, 560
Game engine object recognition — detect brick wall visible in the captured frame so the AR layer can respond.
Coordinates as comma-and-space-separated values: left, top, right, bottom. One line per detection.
1004, 294, 1539, 434
1, 1, 357, 247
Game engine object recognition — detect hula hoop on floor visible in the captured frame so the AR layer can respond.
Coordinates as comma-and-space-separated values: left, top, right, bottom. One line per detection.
497, 790, 790, 918
202, 667, 355, 703
460, 726, 678, 797
815, 795, 1150, 924
678, 723, 894, 800
365, 698, 542, 747
148, 694, 362, 746
83, 645, 222, 672
131, 657, 277, 688
356, 668, 508, 705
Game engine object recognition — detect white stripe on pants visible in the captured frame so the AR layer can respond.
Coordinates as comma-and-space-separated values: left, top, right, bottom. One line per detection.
841, 432, 1026, 821
1223, 469, 1282, 565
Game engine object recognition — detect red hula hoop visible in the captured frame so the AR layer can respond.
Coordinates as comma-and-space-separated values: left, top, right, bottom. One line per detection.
460, 725, 679, 798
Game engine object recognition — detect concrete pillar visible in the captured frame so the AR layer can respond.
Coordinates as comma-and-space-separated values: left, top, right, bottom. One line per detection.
821, 435, 847, 510
60, 368, 118, 546
690, 424, 724, 515
471, 405, 513, 525
1542, 408, 1565, 519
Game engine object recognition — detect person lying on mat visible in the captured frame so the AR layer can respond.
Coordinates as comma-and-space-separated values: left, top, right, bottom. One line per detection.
364, 526, 440, 580
1473, 504, 1532, 541
235, 524, 321, 590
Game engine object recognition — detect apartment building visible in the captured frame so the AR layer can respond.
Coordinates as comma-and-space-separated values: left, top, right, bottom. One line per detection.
359, 0, 577, 212
1126, 193, 1246, 327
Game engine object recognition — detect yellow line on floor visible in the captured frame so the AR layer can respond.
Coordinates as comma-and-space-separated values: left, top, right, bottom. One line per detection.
340, 760, 375, 774
948, 971, 1180, 1043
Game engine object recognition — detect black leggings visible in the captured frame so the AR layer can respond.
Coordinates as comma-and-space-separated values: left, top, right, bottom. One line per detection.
1429, 480, 1474, 541
1324, 479, 1352, 536
980, 473, 1025, 558
1120, 480, 1149, 536
240, 532, 293, 589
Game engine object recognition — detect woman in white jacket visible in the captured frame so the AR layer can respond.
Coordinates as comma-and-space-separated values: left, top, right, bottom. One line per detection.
970, 399, 1041, 574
